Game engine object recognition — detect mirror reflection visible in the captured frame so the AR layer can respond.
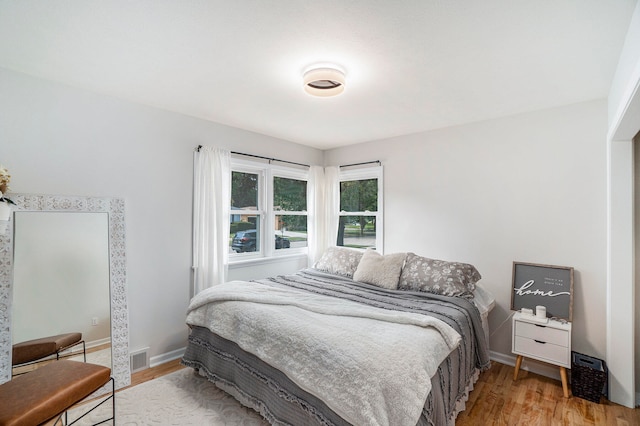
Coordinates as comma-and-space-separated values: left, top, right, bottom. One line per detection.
0, 193, 130, 390
11, 212, 112, 374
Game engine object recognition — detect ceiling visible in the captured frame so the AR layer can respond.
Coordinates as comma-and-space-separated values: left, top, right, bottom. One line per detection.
0, 1, 637, 150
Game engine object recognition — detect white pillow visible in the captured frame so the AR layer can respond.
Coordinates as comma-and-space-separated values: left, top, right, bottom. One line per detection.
353, 249, 407, 290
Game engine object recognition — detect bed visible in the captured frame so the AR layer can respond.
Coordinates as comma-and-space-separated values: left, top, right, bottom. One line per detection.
182, 248, 494, 426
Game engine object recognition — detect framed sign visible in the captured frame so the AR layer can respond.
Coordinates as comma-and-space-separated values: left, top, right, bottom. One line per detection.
511, 261, 574, 321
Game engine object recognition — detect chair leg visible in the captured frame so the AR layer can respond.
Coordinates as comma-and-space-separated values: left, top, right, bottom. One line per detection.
52, 413, 64, 425
66, 377, 115, 425
57, 340, 86, 362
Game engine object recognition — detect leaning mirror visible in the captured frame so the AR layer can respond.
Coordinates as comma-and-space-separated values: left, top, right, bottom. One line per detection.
0, 194, 130, 390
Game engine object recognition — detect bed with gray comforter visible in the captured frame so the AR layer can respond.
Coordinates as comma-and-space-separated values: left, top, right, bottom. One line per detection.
182, 268, 491, 426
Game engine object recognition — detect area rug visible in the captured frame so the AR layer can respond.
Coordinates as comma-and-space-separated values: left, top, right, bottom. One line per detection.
67, 367, 269, 425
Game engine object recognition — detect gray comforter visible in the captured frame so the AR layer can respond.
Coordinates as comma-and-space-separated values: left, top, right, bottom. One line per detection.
183, 268, 490, 426
186, 280, 461, 426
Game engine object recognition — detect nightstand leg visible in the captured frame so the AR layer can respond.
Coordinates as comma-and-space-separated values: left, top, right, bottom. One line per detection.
514, 355, 523, 380
560, 367, 569, 398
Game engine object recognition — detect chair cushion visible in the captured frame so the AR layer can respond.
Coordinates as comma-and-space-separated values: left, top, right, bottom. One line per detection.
12, 332, 82, 365
0, 360, 110, 426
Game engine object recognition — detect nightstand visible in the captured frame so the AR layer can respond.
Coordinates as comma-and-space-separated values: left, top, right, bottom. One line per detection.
512, 311, 572, 397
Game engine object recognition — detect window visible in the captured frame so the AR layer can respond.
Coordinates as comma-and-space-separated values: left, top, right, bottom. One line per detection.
337, 166, 383, 251
230, 159, 308, 260
230, 169, 262, 254
273, 176, 308, 251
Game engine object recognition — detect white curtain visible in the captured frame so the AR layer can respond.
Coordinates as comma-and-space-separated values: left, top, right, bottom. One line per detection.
307, 165, 339, 265
307, 166, 324, 265
324, 166, 340, 250
192, 146, 230, 295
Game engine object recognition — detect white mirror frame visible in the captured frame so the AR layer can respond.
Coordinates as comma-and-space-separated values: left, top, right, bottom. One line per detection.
0, 194, 130, 389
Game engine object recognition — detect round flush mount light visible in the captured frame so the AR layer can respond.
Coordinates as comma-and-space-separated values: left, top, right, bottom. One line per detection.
303, 66, 345, 97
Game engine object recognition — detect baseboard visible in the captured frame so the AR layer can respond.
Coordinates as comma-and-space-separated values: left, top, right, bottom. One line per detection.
490, 350, 562, 381
62, 338, 111, 356
87, 337, 111, 349
149, 347, 186, 368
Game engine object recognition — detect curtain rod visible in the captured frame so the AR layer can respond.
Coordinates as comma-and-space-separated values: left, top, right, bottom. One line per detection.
196, 145, 309, 168
340, 160, 381, 168
196, 146, 380, 169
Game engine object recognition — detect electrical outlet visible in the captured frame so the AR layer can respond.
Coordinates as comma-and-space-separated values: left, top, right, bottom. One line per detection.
92, 317, 99, 326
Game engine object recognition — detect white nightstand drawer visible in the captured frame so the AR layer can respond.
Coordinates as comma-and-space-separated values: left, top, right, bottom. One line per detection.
514, 336, 570, 367
514, 321, 569, 347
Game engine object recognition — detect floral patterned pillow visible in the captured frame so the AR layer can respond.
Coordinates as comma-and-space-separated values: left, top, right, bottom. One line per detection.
398, 252, 481, 298
313, 246, 364, 278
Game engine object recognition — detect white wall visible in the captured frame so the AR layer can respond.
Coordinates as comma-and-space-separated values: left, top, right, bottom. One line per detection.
607, 1, 640, 406
0, 67, 323, 361
608, 1, 640, 140
325, 100, 608, 365
634, 135, 640, 400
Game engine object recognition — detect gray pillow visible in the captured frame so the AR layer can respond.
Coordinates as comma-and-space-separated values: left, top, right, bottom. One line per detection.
398, 252, 481, 298
313, 246, 364, 278
352, 249, 407, 290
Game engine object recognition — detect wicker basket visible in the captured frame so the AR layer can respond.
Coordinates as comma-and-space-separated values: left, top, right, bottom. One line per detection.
571, 351, 607, 403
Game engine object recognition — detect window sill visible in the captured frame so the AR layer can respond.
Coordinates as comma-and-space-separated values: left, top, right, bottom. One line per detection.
228, 251, 308, 269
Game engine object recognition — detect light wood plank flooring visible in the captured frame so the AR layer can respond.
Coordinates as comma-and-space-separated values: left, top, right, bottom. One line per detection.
455, 362, 639, 425
136, 359, 638, 425
129, 358, 186, 388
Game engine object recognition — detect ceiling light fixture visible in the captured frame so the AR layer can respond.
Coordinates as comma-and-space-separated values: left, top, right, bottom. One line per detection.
303, 66, 345, 97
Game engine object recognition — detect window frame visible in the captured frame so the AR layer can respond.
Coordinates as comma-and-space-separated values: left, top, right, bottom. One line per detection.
337, 165, 384, 252
229, 158, 309, 262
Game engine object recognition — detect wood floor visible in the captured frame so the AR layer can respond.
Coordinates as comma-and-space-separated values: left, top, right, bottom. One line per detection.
135, 359, 639, 425
455, 362, 639, 425
129, 358, 186, 388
